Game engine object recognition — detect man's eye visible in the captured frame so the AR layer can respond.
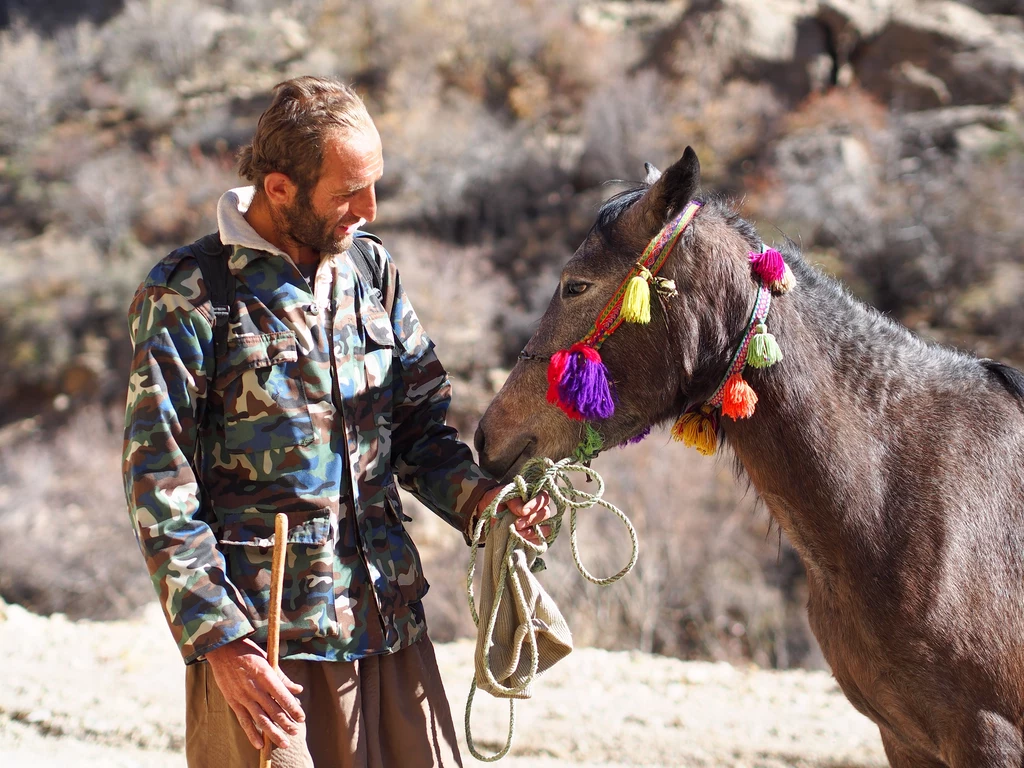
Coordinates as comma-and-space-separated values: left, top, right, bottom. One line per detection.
564, 282, 589, 297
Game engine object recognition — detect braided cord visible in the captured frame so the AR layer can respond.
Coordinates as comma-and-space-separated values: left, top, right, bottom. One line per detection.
707, 283, 773, 407
580, 202, 702, 350
465, 457, 638, 761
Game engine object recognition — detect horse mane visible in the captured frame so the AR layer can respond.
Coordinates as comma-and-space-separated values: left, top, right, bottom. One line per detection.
593, 183, 761, 249
982, 360, 1024, 402
592, 184, 646, 241
596, 182, 1024, 405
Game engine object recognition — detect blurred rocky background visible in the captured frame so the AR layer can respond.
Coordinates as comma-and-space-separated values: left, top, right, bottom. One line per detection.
0, 0, 1021, 671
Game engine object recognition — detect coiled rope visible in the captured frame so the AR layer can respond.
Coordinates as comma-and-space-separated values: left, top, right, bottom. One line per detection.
465, 456, 639, 761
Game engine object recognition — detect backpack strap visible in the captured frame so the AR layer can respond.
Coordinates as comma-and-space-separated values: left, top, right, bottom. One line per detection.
188, 232, 235, 384
182, 233, 233, 510
351, 231, 396, 317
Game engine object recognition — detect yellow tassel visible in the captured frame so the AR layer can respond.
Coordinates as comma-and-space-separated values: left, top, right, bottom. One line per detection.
621, 269, 652, 324
671, 411, 718, 456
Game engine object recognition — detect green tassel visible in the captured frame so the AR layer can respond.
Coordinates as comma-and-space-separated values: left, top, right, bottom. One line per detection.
621, 271, 652, 324
573, 423, 604, 463
747, 323, 783, 369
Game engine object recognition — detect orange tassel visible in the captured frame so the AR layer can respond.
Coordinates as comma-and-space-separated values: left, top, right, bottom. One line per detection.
721, 374, 757, 420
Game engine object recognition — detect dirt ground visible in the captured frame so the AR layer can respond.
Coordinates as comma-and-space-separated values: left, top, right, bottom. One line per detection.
0, 599, 887, 767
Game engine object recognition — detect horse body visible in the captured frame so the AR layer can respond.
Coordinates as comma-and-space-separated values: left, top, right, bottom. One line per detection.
734, 253, 1024, 764
476, 147, 1024, 766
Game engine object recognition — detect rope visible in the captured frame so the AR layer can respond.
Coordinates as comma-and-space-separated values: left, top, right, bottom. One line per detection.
464, 457, 638, 761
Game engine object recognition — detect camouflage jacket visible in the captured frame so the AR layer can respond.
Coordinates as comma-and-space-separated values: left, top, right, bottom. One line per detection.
123, 187, 498, 664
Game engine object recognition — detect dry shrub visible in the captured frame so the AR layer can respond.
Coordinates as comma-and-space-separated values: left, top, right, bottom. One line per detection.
0, 232, 140, 411
136, 144, 240, 244
381, 234, 514, 379
99, 0, 225, 85
0, 23, 63, 151
0, 407, 153, 619
754, 89, 1024, 346
579, 71, 682, 186
782, 87, 889, 136
377, 91, 526, 226
56, 148, 150, 251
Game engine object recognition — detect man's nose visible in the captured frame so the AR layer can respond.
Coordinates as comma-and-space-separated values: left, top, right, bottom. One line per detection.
353, 186, 377, 223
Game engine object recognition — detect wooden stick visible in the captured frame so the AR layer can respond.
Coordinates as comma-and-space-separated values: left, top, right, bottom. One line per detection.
259, 513, 289, 768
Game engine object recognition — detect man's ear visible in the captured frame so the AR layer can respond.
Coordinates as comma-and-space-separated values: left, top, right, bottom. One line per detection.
637, 146, 701, 227
263, 172, 297, 207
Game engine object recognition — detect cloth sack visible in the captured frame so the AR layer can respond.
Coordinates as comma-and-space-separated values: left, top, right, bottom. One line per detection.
472, 516, 573, 699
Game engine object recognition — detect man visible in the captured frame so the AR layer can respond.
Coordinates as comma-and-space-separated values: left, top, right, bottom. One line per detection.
123, 76, 552, 768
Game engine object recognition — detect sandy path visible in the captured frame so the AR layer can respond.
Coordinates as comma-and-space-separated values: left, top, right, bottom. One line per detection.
0, 601, 886, 767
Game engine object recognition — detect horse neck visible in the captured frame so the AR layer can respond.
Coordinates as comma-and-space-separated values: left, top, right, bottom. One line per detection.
718, 262, 952, 580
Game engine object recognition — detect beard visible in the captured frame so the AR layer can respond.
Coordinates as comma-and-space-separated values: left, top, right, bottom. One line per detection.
274, 187, 353, 255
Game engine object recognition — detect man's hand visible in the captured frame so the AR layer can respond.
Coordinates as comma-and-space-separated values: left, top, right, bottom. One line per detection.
204, 637, 305, 750
477, 487, 555, 545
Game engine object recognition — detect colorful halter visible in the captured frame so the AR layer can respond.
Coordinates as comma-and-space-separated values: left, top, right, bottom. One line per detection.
546, 202, 702, 421
670, 243, 795, 456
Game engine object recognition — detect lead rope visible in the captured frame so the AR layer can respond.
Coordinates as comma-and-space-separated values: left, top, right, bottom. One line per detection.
465, 457, 638, 761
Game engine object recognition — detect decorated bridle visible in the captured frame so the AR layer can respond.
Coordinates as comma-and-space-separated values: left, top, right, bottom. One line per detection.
521, 200, 796, 458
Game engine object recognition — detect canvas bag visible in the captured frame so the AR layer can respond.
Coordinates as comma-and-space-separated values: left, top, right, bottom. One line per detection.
472, 517, 573, 699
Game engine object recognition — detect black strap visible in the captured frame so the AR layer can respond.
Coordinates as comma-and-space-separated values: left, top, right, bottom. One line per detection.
187, 231, 395, 381
351, 232, 392, 313
188, 233, 234, 385
185, 233, 233, 512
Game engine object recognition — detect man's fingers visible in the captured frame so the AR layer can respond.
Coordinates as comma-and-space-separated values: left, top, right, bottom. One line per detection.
250, 707, 292, 750
261, 669, 306, 723
230, 701, 265, 750
503, 498, 525, 516
253, 689, 302, 737
521, 492, 550, 517
515, 494, 553, 530
276, 667, 305, 699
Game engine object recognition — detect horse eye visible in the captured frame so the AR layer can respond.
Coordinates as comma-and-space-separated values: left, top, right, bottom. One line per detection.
563, 281, 589, 297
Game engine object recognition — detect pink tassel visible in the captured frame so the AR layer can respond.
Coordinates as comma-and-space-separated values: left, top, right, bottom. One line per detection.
547, 349, 581, 419
547, 350, 569, 405
749, 248, 786, 284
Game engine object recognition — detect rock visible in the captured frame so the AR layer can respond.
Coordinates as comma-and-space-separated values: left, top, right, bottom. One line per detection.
23, 709, 53, 725
953, 123, 1008, 155
768, 127, 886, 254
655, 0, 1024, 110
957, 0, 1024, 13
897, 104, 1021, 153
658, 0, 834, 103
818, 0, 903, 40
892, 61, 952, 110
579, 0, 689, 32
849, 1, 1024, 109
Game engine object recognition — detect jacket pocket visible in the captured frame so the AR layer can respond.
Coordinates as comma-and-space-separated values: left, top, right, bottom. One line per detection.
383, 483, 429, 605
215, 331, 314, 453
362, 306, 396, 396
218, 509, 338, 642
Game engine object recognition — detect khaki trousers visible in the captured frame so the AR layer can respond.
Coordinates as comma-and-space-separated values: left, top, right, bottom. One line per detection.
185, 634, 463, 768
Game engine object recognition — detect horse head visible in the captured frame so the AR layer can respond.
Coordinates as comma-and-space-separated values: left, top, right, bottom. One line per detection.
476, 147, 770, 479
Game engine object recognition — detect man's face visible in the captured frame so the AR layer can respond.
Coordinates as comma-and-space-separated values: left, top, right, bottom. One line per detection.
275, 124, 384, 254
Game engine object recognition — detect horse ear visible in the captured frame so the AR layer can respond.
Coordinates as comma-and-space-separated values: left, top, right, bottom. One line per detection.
643, 162, 662, 185
641, 146, 701, 224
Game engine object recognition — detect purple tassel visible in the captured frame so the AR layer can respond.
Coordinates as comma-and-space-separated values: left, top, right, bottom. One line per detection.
749, 248, 786, 284
557, 343, 616, 420
623, 425, 652, 445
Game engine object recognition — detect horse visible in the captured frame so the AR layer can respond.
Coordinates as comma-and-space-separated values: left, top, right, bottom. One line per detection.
474, 146, 1024, 767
